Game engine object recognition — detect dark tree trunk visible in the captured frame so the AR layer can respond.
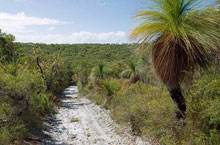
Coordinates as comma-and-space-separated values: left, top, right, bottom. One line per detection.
168, 87, 186, 119
131, 74, 140, 83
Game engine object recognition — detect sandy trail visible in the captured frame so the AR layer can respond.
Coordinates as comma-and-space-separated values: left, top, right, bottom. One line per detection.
43, 86, 149, 145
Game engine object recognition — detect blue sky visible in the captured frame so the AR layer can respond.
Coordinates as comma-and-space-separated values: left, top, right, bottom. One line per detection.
0, 0, 217, 43
0, 0, 146, 43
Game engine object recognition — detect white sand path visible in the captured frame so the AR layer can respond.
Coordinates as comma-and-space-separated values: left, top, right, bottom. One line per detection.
43, 86, 150, 145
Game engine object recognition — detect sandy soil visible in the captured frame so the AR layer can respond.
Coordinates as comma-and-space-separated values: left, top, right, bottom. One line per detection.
42, 86, 150, 145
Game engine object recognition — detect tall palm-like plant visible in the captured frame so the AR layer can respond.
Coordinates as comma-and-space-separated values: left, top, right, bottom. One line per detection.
120, 60, 144, 83
130, 0, 220, 119
99, 79, 120, 106
90, 63, 110, 84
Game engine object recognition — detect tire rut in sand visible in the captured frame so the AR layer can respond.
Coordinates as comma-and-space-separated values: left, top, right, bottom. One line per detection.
42, 86, 150, 145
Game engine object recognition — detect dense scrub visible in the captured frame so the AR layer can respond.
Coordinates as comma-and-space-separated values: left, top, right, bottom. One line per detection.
20, 41, 220, 144
0, 68, 50, 144
17, 43, 135, 67
17, 42, 136, 92
86, 75, 220, 145
0, 33, 72, 144
1, 31, 220, 144
74, 44, 220, 144
0, 40, 135, 144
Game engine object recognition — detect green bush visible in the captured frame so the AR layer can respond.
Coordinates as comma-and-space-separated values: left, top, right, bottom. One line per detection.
185, 75, 220, 145
99, 79, 121, 96
99, 79, 120, 107
0, 65, 55, 144
88, 77, 220, 145
111, 82, 174, 138
30, 93, 53, 115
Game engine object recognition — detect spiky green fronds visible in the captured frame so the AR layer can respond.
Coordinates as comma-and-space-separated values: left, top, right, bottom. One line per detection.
130, 0, 220, 88
91, 63, 105, 79
90, 63, 111, 84
99, 79, 120, 96
120, 60, 145, 83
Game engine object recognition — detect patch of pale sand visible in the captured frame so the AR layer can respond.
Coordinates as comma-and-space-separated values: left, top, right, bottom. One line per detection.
43, 86, 150, 145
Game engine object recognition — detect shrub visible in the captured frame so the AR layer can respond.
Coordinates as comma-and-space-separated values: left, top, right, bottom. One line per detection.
0, 65, 55, 144
111, 82, 174, 138
185, 74, 220, 145
90, 63, 112, 85
99, 79, 121, 96
99, 79, 120, 107
88, 77, 220, 145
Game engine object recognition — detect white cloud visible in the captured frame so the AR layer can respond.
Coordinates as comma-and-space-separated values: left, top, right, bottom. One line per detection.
0, 12, 71, 33
15, 31, 128, 44
47, 27, 55, 31
0, 12, 128, 44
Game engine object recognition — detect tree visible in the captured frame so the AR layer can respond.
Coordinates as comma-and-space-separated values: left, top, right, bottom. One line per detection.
214, 0, 220, 74
99, 79, 120, 106
33, 47, 61, 92
130, 0, 220, 119
0, 30, 18, 63
76, 60, 92, 87
90, 63, 110, 84
109, 62, 124, 79
120, 60, 143, 83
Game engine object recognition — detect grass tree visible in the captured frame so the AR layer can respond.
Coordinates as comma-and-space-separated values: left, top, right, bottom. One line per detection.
99, 79, 120, 106
90, 63, 110, 84
130, 0, 220, 119
120, 60, 144, 83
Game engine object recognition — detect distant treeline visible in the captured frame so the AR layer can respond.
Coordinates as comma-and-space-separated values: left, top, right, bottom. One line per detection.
17, 43, 135, 64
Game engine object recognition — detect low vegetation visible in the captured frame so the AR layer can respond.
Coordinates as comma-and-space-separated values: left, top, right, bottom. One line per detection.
86, 74, 220, 144
0, 0, 220, 144
0, 31, 72, 144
